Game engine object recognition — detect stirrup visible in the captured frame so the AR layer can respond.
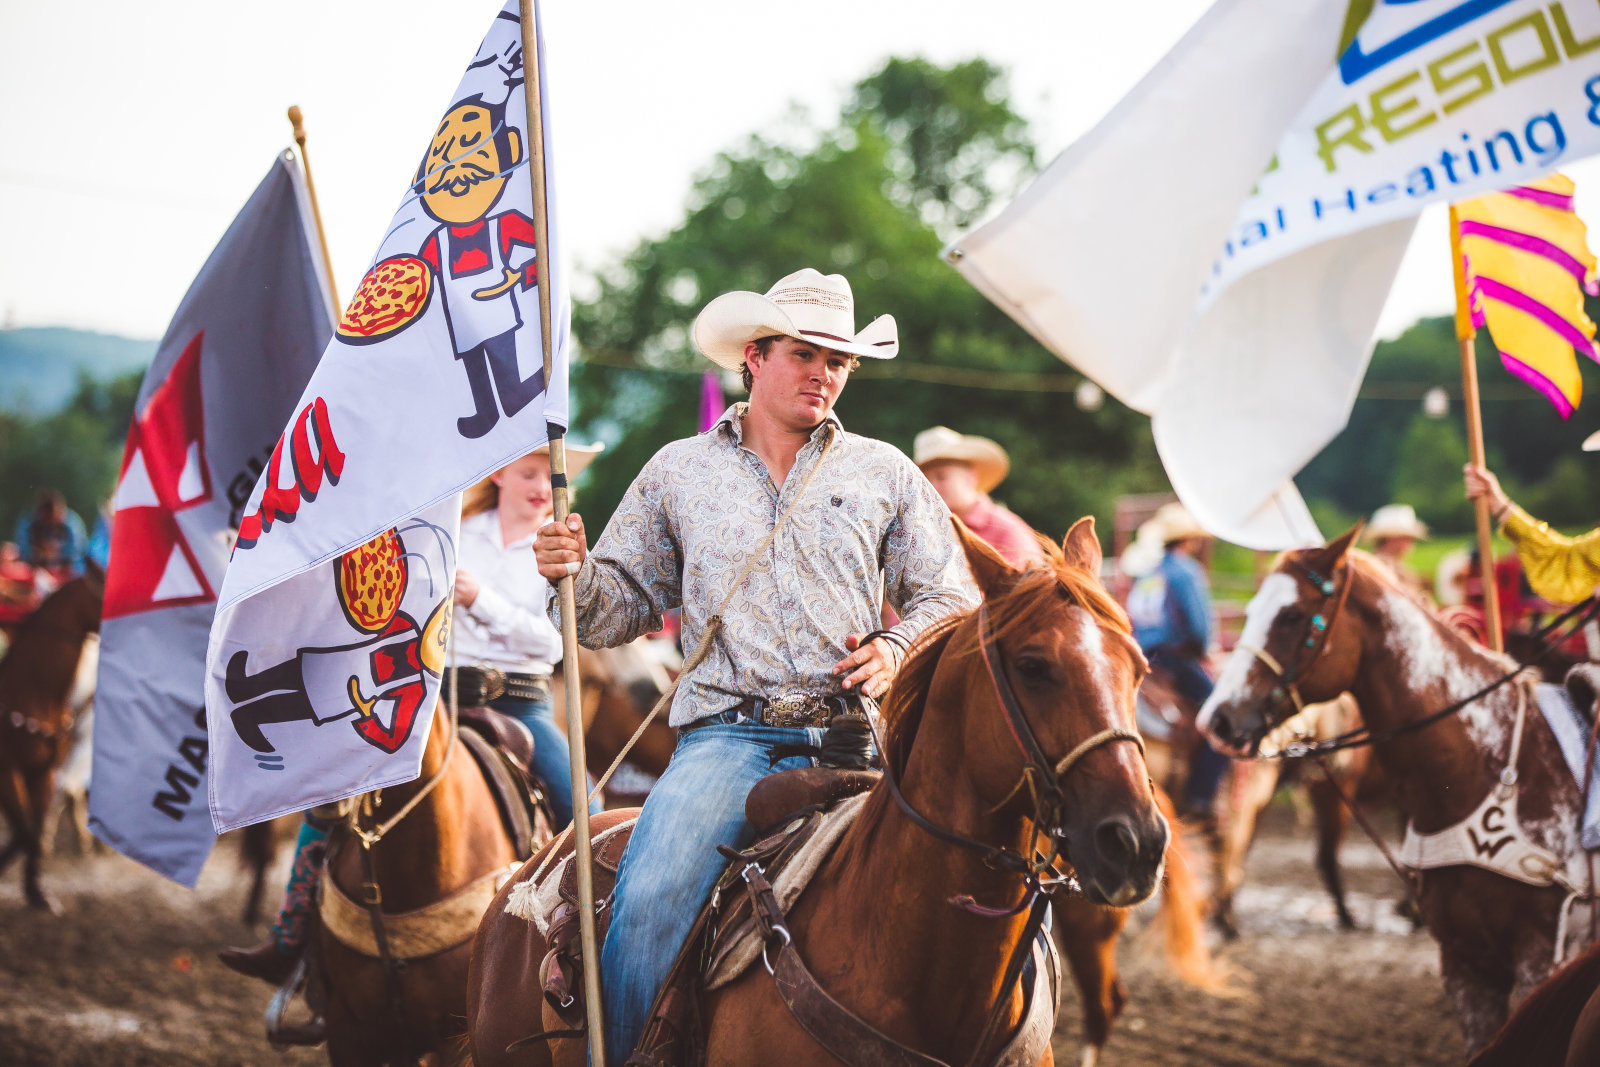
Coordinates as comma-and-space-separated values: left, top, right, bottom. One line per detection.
265, 955, 326, 1048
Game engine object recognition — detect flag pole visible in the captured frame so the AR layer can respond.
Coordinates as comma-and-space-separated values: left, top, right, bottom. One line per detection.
517, 3, 606, 1060
1449, 204, 1504, 653
286, 106, 340, 310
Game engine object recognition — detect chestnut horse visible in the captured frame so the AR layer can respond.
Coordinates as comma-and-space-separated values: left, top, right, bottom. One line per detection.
0, 568, 102, 913
1199, 530, 1591, 1053
467, 518, 1172, 1066
315, 700, 533, 1065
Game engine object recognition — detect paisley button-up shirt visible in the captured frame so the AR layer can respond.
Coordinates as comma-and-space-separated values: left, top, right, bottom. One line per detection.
554, 404, 978, 726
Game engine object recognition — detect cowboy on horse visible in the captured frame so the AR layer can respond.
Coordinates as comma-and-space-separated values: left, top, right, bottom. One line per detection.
533, 267, 978, 1063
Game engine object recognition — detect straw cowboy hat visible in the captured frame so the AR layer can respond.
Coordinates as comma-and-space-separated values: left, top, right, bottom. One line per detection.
466, 441, 605, 508
1139, 502, 1210, 547
692, 268, 899, 370
912, 426, 1010, 494
1366, 503, 1429, 542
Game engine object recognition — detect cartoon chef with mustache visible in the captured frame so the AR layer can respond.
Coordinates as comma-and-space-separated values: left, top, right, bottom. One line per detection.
404, 92, 545, 440
339, 90, 550, 438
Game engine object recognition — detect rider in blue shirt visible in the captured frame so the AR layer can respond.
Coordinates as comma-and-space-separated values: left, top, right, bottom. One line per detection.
1126, 503, 1229, 820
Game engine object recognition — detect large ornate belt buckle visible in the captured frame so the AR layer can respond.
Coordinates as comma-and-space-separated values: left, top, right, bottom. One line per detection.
768, 692, 824, 727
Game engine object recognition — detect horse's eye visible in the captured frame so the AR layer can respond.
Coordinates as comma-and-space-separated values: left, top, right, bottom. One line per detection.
1279, 606, 1306, 627
1014, 655, 1051, 681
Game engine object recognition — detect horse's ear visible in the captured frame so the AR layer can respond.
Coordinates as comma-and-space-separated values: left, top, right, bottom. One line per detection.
1061, 516, 1102, 575
1306, 521, 1364, 573
952, 515, 1013, 596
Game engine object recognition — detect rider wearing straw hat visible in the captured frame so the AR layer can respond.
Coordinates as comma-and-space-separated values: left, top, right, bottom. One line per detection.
1466, 433, 1600, 604
914, 426, 1045, 570
1365, 503, 1431, 601
535, 267, 977, 1064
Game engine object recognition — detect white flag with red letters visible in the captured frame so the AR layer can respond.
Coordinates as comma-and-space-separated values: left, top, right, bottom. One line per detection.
204, 0, 569, 830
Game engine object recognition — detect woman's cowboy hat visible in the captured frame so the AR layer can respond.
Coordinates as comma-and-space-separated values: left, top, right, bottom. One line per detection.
1365, 503, 1429, 542
692, 268, 899, 370
912, 426, 1010, 494
1139, 502, 1210, 547
470, 441, 604, 497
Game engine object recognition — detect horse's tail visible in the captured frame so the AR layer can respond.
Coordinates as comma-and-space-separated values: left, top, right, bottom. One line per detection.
1468, 939, 1600, 1066
1152, 783, 1234, 992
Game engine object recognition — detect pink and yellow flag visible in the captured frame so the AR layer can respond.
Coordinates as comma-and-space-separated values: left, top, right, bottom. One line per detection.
1456, 175, 1599, 419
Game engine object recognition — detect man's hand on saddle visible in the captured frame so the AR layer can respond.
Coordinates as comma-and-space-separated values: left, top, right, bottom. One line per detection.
833, 633, 897, 700
1463, 463, 1511, 521
535, 513, 588, 582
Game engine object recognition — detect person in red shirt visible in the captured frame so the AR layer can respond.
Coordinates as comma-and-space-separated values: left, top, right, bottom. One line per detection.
914, 426, 1045, 570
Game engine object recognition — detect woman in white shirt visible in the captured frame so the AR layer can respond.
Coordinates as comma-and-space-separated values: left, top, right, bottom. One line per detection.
456, 440, 604, 830
220, 440, 610, 989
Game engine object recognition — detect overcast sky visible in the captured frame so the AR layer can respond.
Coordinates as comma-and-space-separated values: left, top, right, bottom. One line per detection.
6, 0, 1600, 345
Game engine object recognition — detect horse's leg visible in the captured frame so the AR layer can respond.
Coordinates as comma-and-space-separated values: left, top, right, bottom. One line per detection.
23, 765, 61, 914
1053, 897, 1127, 1066
0, 765, 28, 875
1308, 774, 1354, 930
1442, 952, 1512, 1056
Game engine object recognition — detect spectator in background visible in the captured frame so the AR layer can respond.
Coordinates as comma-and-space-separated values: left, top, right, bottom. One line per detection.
1126, 503, 1230, 821
1365, 503, 1431, 601
914, 426, 1045, 570
86, 500, 112, 571
13, 491, 86, 576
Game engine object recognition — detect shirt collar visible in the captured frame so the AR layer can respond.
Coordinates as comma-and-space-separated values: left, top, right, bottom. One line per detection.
961, 494, 997, 526
463, 506, 536, 550
712, 402, 843, 446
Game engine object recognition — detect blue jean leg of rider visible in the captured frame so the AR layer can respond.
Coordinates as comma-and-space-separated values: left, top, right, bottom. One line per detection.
599, 715, 822, 1066
491, 693, 601, 831
1149, 652, 1230, 814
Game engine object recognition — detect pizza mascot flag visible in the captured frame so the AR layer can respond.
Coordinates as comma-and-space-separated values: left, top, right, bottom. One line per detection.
204, 0, 569, 831
90, 153, 335, 885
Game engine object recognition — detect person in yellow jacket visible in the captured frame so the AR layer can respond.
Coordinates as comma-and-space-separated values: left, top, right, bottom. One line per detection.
1464, 459, 1600, 604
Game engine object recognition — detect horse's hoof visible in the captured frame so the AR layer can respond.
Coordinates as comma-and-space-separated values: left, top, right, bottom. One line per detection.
1079, 1045, 1102, 1067
1337, 912, 1357, 932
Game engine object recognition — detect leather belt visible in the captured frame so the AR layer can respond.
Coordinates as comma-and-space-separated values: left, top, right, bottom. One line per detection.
502, 672, 552, 701
747, 693, 852, 729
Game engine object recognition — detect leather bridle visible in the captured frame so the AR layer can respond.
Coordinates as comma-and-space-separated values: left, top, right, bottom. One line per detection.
878, 601, 1145, 883
1235, 556, 1355, 717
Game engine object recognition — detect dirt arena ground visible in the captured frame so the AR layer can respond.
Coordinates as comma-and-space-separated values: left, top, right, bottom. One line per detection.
0, 806, 1464, 1066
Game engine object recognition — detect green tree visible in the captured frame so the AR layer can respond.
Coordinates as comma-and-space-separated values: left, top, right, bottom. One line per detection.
570, 57, 1166, 543
1389, 413, 1472, 533
0, 370, 140, 539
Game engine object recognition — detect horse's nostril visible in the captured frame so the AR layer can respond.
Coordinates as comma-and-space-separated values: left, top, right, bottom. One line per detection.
1094, 816, 1140, 867
1209, 713, 1234, 746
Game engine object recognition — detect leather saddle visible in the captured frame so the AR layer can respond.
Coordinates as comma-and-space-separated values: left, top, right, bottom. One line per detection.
458, 705, 549, 859
537, 766, 880, 1057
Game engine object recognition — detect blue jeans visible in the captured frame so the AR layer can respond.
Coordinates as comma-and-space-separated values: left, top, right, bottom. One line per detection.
492, 694, 601, 831
1149, 651, 1230, 814
599, 713, 823, 1066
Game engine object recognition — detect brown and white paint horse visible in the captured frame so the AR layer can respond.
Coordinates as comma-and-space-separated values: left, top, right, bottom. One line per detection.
1199, 529, 1590, 1053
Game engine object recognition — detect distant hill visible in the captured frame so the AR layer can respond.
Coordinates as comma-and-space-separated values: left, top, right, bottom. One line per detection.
0, 327, 155, 414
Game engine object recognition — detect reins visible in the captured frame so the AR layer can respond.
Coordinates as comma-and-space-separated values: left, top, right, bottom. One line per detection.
1252, 566, 1600, 760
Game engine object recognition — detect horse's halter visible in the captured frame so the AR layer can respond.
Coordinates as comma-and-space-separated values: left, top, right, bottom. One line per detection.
880, 600, 1145, 884
1236, 555, 1355, 718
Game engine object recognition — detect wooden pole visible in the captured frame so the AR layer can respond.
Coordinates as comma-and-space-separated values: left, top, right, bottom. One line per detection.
1449, 205, 1504, 652
286, 106, 340, 310
517, 4, 606, 1060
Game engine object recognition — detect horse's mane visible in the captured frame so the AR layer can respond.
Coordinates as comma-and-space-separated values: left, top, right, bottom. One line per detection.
1335, 548, 1518, 672
877, 538, 1133, 779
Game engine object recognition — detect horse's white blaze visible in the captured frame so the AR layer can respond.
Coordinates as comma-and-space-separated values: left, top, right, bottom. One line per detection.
1198, 573, 1298, 731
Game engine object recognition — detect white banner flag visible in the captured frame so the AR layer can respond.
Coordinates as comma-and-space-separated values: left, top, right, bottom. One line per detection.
205, 0, 568, 831
949, 0, 1600, 548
